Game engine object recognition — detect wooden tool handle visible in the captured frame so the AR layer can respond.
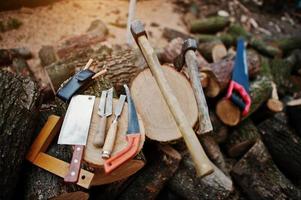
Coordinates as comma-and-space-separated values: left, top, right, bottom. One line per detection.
93, 116, 107, 148
64, 145, 84, 183
138, 36, 213, 177
102, 120, 118, 159
185, 50, 213, 134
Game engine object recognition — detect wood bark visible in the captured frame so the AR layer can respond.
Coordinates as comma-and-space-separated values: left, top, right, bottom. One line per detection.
231, 140, 301, 200
0, 47, 32, 66
226, 23, 282, 57
198, 40, 227, 63
269, 49, 301, 95
168, 152, 233, 200
286, 101, 301, 137
210, 111, 229, 144
0, 70, 41, 200
225, 119, 260, 158
200, 135, 228, 175
46, 47, 146, 94
258, 112, 301, 181
162, 27, 191, 42
189, 16, 230, 34
117, 145, 181, 200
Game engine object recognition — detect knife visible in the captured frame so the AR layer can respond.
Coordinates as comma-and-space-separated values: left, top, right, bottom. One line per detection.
226, 38, 251, 116
104, 84, 140, 173
93, 88, 113, 148
58, 95, 95, 183
102, 94, 126, 159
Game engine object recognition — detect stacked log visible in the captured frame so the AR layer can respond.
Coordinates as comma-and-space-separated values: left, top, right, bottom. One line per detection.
0, 71, 41, 199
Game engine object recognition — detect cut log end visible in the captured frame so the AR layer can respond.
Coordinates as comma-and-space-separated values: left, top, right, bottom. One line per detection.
216, 99, 241, 126
212, 43, 227, 63
267, 99, 284, 112
130, 65, 198, 142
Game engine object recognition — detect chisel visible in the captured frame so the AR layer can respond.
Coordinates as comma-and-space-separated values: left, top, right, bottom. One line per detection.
102, 94, 126, 159
93, 88, 113, 148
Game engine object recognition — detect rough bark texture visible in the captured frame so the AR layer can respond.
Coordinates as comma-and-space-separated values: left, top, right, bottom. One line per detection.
258, 112, 301, 181
46, 46, 146, 94
286, 103, 301, 137
0, 70, 40, 200
189, 16, 230, 34
168, 152, 233, 200
231, 140, 301, 200
269, 50, 301, 95
226, 119, 260, 158
39, 45, 58, 67
117, 144, 182, 200
0, 47, 32, 66
200, 135, 228, 175
210, 111, 229, 144
162, 27, 191, 42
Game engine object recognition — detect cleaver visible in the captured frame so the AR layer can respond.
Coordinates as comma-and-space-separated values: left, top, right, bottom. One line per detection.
58, 95, 95, 183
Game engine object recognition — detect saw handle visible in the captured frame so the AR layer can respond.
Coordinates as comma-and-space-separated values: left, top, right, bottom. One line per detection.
226, 80, 251, 116
64, 145, 84, 183
93, 116, 107, 148
104, 134, 140, 174
102, 120, 118, 159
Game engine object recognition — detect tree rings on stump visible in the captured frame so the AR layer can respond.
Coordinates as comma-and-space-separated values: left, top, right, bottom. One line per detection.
130, 65, 198, 142
84, 98, 146, 185
216, 99, 241, 126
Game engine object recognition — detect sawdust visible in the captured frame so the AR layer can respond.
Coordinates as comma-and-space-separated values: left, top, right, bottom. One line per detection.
0, 0, 187, 68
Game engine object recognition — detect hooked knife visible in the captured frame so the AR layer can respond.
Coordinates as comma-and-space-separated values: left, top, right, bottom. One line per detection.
93, 88, 113, 148
58, 95, 95, 183
226, 38, 251, 116
104, 84, 140, 173
102, 94, 126, 159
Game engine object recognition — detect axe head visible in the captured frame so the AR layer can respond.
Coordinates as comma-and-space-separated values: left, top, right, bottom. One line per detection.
173, 38, 198, 71
130, 20, 148, 44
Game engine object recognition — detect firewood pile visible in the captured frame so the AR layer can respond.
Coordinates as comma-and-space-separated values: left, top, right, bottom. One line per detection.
1, 1, 301, 200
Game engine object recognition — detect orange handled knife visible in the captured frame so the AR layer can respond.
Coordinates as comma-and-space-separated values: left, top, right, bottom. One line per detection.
104, 84, 140, 173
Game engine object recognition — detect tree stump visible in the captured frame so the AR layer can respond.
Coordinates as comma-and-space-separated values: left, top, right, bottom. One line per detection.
130, 65, 198, 142
0, 71, 40, 199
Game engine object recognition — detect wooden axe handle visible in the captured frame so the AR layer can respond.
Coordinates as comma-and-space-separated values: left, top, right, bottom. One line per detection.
137, 36, 213, 177
185, 50, 213, 134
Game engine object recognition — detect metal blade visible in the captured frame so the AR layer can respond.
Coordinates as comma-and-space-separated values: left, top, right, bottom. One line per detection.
105, 88, 113, 116
232, 38, 250, 92
114, 95, 126, 117
58, 95, 95, 145
98, 90, 107, 116
124, 84, 140, 134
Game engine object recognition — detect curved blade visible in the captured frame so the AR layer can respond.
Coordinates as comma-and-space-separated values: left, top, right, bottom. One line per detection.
124, 84, 140, 134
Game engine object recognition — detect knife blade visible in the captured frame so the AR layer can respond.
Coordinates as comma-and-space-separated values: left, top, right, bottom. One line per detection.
226, 38, 251, 116
104, 85, 141, 173
102, 95, 126, 159
58, 95, 95, 183
93, 88, 114, 148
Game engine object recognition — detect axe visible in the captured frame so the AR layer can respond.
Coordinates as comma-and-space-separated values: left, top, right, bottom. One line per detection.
130, 20, 213, 177
174, 39, 213, 134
